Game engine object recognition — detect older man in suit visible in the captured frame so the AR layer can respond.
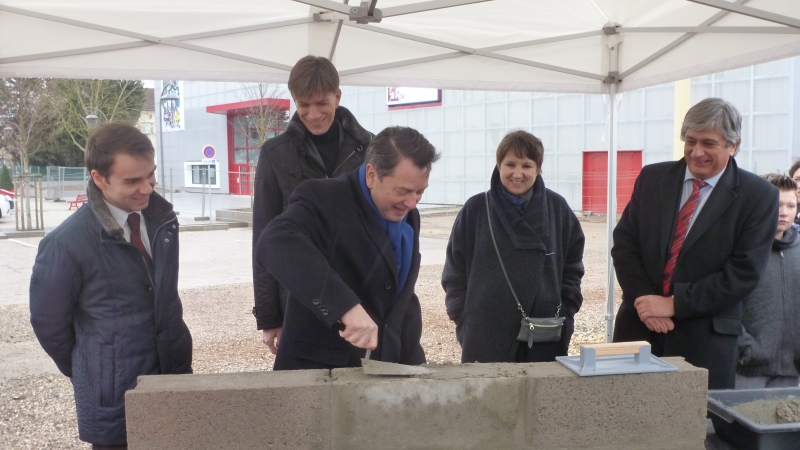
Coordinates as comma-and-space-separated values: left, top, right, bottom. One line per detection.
612, 97, 778, 389
257, 126, 439, 370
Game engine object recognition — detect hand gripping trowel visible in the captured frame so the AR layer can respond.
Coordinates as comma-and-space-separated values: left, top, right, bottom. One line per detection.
335, 320, 431, 376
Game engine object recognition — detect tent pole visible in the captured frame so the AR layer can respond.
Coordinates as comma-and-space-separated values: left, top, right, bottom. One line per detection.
605, 80, 618, 343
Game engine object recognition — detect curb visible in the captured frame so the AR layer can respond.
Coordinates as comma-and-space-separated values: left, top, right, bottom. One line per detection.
3, 230, 46, 238
181, 223, 231, 232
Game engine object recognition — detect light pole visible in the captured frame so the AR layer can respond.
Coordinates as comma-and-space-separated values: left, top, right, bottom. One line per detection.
84, 107, 109, 129
158, 82, 179, 194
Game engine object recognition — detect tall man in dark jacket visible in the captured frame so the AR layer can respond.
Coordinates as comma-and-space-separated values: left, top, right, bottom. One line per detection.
257, 126, 439, 370
612, 97, 778, 390
30, 123, 192, 449
252, 55, 371, 355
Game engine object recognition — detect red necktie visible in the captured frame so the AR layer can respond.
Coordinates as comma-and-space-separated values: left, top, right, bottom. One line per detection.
662, 179, 707, 295
127, 213, 152, 264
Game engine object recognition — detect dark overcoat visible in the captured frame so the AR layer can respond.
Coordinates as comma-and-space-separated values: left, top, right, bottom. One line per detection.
442, 169, 585, 363
612, 158, 777, 389
29, 181, 192, 446
257, 169, 425, 369
252, 106, 371, 330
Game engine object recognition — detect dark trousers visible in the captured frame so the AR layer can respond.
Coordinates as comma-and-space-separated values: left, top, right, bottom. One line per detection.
92, 444, 127, 450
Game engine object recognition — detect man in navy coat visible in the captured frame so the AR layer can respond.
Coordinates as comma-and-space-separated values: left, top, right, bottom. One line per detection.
30, 123, 191, 449
612, 98, 778, 389
258, 126, 440, 369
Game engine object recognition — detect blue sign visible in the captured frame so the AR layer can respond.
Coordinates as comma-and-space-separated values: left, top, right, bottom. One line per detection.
202, 145, 216, 159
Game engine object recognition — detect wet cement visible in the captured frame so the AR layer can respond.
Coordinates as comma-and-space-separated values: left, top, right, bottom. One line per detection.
732, 397, 800, 424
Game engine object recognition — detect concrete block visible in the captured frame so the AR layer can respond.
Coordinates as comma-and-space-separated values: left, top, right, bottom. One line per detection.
125, 370, 331, 450
330, 364, 530, 450
524, 358, 707, 450
126, 359, 707, 450
216, 209, 252, 223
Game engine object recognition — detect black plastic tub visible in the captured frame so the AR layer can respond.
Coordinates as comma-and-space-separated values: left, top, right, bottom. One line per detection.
708, 388, 800, 450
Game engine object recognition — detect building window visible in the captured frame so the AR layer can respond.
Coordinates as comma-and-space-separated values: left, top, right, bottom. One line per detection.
184, 162, 220, 188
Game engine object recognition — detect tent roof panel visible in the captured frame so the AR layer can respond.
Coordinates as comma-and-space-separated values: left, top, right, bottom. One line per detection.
0, 10, 136, 59
1, 0, 800, 94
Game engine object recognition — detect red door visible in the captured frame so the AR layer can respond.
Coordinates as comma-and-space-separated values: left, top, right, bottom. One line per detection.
582, 150, 643, 214
228, 114, 259, 195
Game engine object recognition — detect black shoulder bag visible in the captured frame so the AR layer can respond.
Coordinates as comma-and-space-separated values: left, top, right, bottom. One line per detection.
485, 191, 564, 348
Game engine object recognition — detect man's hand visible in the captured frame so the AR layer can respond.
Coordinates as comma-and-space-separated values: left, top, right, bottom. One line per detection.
261, 327, 282, 355
644, 317, 675, 334
634, 295, 675, 322
339, 304, 378, 350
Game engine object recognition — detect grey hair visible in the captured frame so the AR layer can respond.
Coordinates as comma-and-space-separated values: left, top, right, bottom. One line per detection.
366, 126, 441, 178
680, 97, 742, 155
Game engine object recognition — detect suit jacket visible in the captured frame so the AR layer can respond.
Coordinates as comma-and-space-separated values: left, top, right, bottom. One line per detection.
612, 158, 777, 389
257, 169, 426, 370
251, 107, 370, 331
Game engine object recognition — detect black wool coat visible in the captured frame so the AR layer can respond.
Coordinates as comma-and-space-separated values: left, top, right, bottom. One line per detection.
612, 158, 777, 389
442, 169, 585, 363
252, 106, 372, 330
257, 169, 426, 370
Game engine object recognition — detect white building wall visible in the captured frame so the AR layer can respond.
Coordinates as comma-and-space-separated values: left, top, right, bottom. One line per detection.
341, 56, 797, 209
159, 56, 798, 202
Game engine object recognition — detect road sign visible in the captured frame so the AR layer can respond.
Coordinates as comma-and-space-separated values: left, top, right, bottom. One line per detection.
202, 145, 216, 159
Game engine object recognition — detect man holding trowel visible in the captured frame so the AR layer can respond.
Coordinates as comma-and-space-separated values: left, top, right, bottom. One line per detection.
257, 126, 440, 370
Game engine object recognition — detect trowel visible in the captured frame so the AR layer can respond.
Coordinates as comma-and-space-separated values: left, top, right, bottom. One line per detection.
361, 348, 432, 376
335, 320, 431, 376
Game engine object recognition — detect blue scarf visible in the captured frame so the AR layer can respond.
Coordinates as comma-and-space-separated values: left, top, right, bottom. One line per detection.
358, 164, 413, 292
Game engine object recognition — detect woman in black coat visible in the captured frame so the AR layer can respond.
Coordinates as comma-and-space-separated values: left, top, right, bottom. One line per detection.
442, 130, 585, 363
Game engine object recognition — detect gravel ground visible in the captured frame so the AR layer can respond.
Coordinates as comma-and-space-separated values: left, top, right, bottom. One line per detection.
0, 216, 619, 449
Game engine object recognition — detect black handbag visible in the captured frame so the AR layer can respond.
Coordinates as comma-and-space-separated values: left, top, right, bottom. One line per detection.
485, 192, 564, 348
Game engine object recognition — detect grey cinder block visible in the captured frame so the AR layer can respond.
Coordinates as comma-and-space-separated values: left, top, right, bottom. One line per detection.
125, 370, 331, 450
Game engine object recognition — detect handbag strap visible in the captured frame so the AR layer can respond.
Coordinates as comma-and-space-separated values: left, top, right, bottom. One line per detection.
484, 191, 560, 320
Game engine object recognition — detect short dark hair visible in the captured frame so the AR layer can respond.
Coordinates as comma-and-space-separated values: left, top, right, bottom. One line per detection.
366, 127, 440, 178
495, 130, 544, 173
85, 123, 154, 178
789, 159, 800, 179
763, 173, 797, 194
288, 56, 339, 99
681, 97, 742, 155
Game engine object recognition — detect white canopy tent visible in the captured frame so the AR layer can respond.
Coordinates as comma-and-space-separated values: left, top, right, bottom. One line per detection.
3, 0, 800, 339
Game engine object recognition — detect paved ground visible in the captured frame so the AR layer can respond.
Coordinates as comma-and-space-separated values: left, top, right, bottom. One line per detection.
0, 192, 464, 306
0, 191, 246, 306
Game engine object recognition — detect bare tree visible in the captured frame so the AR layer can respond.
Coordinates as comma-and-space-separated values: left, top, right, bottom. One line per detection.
236, 83, 289, 146
52, 79, 145, 152
0, 78, 55, 173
